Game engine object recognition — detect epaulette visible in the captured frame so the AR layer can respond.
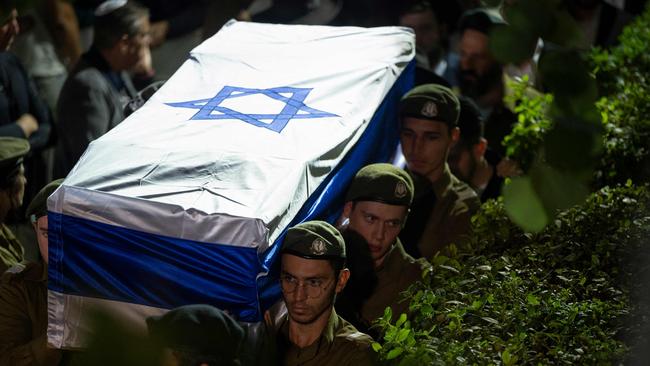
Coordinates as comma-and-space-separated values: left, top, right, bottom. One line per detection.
1, 261, 42, 283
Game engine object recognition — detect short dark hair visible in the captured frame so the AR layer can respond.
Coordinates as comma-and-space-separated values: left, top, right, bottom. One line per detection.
93, 1, 149, 49
457, 96, 484, 149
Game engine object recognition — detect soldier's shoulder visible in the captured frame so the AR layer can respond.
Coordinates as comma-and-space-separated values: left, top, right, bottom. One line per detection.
1, 261, 44, 284
448, 177, 481, 215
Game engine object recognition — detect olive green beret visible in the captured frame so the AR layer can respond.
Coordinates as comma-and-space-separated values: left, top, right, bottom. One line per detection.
147, 304, 244, 363
282, 220, 345, 260
0, 137, 29, 179
345, 163, 414, 206
26, 179, 64, 221
399, 84, 460, 128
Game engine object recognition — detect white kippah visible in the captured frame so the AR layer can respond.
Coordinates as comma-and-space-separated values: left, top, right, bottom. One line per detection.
95, 0, 128, 17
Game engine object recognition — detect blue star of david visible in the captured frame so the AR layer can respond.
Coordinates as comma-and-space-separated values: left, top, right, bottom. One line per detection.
165, 86, 339, 133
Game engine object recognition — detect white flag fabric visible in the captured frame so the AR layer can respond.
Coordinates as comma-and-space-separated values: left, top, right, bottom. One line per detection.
47, 20, 414, 348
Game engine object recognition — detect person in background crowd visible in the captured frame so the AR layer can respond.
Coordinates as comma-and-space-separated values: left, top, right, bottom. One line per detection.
336, 163, 430, 336
398, 84, 480, 259
12, 0, 82, 116
276, 220, 376, 366
55, 0, 150, 177
398, 0, 457, 87
0, 178, 63, 365
456, 8, 516, 159
448, 96, 503, 202
0, 138, 29, 274
0, 7, 52, 205
147, 304, 246, 366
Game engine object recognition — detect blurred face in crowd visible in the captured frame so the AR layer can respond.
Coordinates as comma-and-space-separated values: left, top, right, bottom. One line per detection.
448, 144, 477, 183
0, 8, 18, 51
343, 201, 407, 268
280, 254, 348, 325
399, 9, 440, 60
458, 29, 502, 99
401, 118, 459, 183
33, 216, 49, 263
120, 15, 151, 70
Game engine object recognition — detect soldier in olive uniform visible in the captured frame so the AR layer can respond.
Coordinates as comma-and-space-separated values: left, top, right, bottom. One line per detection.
0, 179, 63, 365
397, 84, 481, 259
338, 163, 430, 331
277, 220, 377, 366
0, 137, 29, 274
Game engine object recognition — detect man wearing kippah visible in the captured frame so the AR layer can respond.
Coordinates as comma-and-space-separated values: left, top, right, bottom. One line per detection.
398, 84, 480, 260
0, 178, 63, 365
456, 8, 517, 158
337, 163, 430, 331
276, 220, 376, 366
56, 0, 151, 177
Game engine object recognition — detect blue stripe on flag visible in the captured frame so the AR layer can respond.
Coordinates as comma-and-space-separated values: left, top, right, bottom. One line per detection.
257, 60, 416, 312
48, 212, 260, 321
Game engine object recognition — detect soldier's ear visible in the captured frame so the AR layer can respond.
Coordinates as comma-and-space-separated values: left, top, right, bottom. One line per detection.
342, 201, 354, 218
335, 268, 350, 293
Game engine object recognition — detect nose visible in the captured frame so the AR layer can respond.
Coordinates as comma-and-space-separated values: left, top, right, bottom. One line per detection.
372, 224, 385, 243
293, 282, 308, 301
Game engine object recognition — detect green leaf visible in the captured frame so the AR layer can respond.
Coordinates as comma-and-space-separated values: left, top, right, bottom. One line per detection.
490, 26, 538, 64
371, 342, 382, 352
482, 316, 500, 325
396, 313, 407, 328
504, 176, 549, 232
530, 162, 590, 214
386, 347, 404, 360
396, 328, 411, 342
527, 293, 540, 306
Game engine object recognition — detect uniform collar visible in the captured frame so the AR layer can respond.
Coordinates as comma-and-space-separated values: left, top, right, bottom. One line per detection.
431, 163, 453, 200
376, 238, 407, 273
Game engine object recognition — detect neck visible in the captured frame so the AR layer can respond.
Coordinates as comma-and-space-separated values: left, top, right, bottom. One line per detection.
288, 307, 332, 348
425, 163, 446, 185
99, 47, 123, 72
471, 159, 493, 190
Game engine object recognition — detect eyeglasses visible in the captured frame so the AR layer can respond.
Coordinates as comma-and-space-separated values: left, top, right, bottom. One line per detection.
280, 275, 334, 299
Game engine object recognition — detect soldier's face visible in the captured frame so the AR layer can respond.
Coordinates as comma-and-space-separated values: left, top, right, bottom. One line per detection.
343, 201, 407, 268
401, 118, 459, 182
33, 216, 49, 263
280, 254, 349, 325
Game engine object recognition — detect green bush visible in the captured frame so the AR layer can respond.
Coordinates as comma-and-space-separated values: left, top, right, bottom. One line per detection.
501, 5, 650, 187
373, 183, 650, 364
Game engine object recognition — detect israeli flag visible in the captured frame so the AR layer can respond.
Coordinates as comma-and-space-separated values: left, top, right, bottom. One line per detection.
47, 20, 414, 348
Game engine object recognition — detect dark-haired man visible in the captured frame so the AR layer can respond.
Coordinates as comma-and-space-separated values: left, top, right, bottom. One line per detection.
456, 8, 516, 158
448, 96, 503, 202
277, 220, 376, 366
56, 0, 151, 176
398, 84, 480, 259
338, 163, 429, 331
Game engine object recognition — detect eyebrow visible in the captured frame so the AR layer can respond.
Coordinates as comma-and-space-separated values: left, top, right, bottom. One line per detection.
280, 270, 325, 281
